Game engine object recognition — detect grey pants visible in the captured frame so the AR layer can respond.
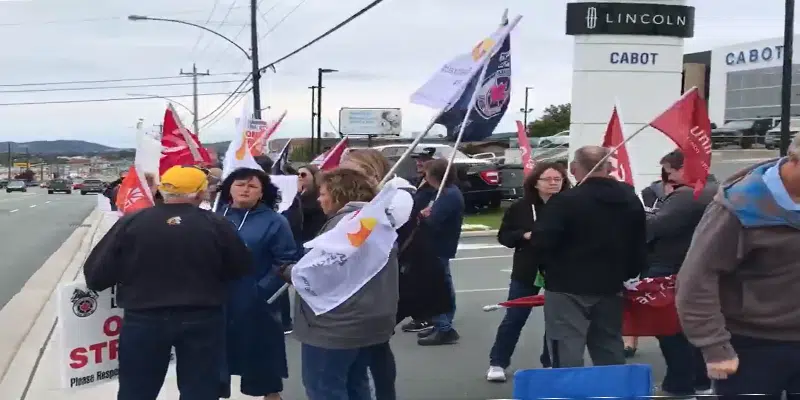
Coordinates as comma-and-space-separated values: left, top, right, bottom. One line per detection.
544, 291, 625, 368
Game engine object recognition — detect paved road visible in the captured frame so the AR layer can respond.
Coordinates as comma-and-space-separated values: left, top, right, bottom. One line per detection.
0, 188, 95, 309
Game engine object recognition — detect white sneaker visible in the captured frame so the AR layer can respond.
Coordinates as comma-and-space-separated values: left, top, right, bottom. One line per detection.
696, 388, 714, 396
486, 366, 507, 382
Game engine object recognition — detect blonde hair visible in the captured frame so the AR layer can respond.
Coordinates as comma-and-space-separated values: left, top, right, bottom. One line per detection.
342, 148, 391, 184
319, 168, 377, 211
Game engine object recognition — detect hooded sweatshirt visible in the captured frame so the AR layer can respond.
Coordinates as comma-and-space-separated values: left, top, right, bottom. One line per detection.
677, 158, 800, 363
530, 177, 647, 296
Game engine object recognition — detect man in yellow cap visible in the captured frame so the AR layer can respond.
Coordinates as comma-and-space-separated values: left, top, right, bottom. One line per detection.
83, 165, 252, 400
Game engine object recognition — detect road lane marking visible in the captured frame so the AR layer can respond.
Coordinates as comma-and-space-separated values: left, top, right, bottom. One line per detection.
501, 269, 512, 273
456, 243, 505, 250
45, 201, 51, 204
29, 204, 36, 208
453, 255, 511, 262
9, 209, 18, 213
717, 158, 771, 164
455, 288, 507, 293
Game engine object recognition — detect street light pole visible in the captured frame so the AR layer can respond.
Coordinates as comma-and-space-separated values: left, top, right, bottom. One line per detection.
780, 0, 795, 157
316, 68, 337, 154
180, 63, 210, 135
6, 142, 10, 180
520, 86, 534, 129
250, 0, 263, 119
309, 86, 318, 152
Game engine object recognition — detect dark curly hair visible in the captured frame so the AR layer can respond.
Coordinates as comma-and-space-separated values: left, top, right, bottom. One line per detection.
523, 161, 571, 204
218, 167, 281, 210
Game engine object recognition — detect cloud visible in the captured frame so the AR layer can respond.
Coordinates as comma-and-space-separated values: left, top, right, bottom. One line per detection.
0, 0, 794, 147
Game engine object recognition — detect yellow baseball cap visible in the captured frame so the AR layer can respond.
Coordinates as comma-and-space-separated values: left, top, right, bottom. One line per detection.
159, 166, 209, 194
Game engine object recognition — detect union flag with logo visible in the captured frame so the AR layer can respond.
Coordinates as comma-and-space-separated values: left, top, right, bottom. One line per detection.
433, 27, 512, 142
115, 165, 154, 214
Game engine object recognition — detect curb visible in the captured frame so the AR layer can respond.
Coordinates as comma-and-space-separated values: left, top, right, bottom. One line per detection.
0, 208, 103, 395
461, 229, 498, 238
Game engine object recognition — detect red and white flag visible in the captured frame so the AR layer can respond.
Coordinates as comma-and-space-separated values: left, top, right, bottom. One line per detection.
318, 136, 350, 171
649, 88, 713, 197
515, 121, 534, 176
115, 165, 154, 214
159, 104, 212, 175
602, 105, 635, 186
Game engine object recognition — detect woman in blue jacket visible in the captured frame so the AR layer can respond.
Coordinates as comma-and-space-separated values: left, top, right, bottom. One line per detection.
216, 167, 299, 400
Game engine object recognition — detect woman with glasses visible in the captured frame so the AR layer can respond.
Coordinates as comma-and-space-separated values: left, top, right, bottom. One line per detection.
486, 161, 571, 382
296, 165, 327, 243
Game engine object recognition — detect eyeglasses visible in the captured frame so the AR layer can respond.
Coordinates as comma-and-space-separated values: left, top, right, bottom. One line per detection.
538, 177, 563, 183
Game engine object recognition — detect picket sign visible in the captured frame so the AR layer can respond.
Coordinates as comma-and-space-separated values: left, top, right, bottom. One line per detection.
57, 280, 176, 389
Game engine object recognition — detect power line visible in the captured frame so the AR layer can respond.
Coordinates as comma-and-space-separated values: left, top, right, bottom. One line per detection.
0, 79, 244, 94
201, 85, 252, 129
189, 0, 223, 54
198, 76, 253, 122
0, 92, 238, 107
0, 5, 249, 27
195, 0, 240, 58
201, 0, 387, 129
259, 0, 309, 40
0, 72, 249, 88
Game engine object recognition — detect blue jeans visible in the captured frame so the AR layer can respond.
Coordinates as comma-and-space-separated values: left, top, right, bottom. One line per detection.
657, 333, 710, 395
432, 258, 456, 332
489, 279, 549, 368
366, 342, 396, 400
117, 307, 224, 400
301, 343, 373, 400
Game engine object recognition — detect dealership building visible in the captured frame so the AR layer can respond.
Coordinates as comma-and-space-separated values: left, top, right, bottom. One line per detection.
683, 36, 800, 126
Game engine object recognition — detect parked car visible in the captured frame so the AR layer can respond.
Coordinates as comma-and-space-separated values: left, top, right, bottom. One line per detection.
765, 119, 800, 149
6, 180, 27, 193
372, 143, 503, 212
80, 179, 105, 195
711, 119, 774, 149
48, 179, 73, 194
0, 180, 7, 189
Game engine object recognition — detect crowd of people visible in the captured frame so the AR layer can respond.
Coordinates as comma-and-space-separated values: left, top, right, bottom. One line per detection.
82, 133, 800, 399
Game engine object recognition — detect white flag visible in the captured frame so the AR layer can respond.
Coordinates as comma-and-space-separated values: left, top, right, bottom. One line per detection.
291, 178, 404, 315
222, 99, 263, 180
410, 16, 521, 111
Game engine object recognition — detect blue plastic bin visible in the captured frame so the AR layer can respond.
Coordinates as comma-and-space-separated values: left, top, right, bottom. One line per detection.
512, 364, 652, 399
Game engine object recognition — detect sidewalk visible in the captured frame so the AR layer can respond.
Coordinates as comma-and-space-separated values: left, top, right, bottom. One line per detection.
0, 209, 256, 399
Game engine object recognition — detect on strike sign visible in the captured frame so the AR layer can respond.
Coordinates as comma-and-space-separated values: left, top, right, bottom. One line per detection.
57, 281, 174, 389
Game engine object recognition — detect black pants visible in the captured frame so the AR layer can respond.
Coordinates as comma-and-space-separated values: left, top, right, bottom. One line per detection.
657, 332, 710, 394
117, 306, 224, 400
715, 335, 800, 400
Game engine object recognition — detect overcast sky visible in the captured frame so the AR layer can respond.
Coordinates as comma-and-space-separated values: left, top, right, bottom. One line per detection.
0, 0, 794, 148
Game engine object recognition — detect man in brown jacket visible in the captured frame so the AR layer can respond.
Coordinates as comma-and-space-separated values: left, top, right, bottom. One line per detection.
676, 137, 800, 398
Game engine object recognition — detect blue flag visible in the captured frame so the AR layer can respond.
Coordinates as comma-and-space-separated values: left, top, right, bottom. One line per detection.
271, 140, 291, 175
435, 34, 511, 142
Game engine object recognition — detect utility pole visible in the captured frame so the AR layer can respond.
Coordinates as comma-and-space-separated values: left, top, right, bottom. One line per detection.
180, 63, 210, 135
250, 0, 262, 119
154, 124, 164, 139
309, 86, 317, 152
6, 142, 10, 180
780, 0, 795, 156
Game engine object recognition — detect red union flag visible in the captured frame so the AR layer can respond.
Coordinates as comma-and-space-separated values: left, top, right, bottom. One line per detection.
115, 166, 153, 214
515, 121, 534, 175
602, 105, 634, 186
649, 88, 713, 198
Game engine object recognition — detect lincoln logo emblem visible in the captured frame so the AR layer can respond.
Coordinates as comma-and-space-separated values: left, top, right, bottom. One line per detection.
585, 6, 598, 29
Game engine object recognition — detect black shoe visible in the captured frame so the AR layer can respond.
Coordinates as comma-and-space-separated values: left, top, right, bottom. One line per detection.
417, 329, 460, 346
624, 346, 637, 358
401, 320, 431, 332
416, 327, 435, 338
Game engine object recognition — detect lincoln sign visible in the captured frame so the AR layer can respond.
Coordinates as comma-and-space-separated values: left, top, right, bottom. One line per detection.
566, 2, 695, 38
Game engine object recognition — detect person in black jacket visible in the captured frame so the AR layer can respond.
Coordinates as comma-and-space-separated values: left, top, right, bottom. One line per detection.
296, 165, 327, 243
84, 166, 251, 400
532, 146, 646, 368
486, 161, 570, 382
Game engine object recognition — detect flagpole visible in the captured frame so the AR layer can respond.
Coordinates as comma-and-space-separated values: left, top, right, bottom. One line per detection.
435, 60, 492, 201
